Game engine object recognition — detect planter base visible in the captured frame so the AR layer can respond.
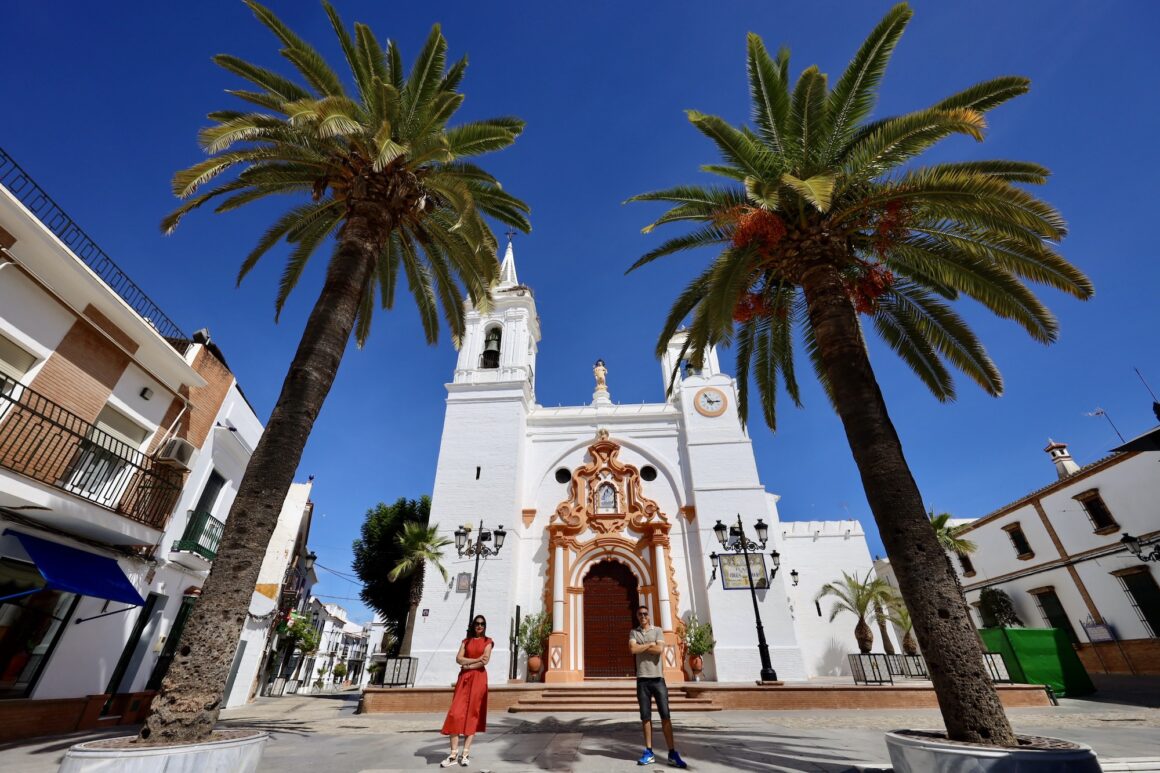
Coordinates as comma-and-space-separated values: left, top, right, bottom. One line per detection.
60, 729, 268, 773
885, 729, 1101, 773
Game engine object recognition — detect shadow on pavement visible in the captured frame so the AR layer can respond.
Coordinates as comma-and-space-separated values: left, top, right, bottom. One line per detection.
475, 716, 884, 772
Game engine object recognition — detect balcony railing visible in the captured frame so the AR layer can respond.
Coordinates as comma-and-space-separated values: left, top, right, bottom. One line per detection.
172, 509, 225, 560
0, 147, 191, 354
0, 375, 182, 528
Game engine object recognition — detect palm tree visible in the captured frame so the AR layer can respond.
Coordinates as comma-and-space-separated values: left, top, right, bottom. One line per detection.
142, 2, 528, 745
816, 571, 896, 654
389, 522, 452, 655
886, 599, 919, 656
627, 3, 1090, 745
930, 509, 978, 554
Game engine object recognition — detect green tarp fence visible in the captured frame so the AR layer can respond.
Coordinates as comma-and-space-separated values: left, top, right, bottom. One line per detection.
980, 627, 1094, 697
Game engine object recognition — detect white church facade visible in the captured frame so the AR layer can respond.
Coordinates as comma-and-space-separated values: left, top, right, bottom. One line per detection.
410, 243, 892, 685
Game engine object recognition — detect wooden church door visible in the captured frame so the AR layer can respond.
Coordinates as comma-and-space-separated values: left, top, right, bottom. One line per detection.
582, 560, 638, 677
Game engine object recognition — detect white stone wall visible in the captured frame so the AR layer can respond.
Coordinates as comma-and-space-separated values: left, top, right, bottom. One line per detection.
410, 379, 530, 685
782, 520, 897, 677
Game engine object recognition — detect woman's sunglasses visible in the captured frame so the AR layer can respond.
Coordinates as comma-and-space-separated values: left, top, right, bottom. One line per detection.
473, 621, 486, 627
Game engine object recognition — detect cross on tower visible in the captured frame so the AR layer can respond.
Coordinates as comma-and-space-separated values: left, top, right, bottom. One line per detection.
505, 228, 517, 243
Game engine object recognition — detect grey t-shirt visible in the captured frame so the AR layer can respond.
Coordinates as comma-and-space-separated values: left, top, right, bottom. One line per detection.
630, 625, 664, 678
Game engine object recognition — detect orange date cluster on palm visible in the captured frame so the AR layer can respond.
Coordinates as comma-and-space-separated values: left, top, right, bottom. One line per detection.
731, 206, 788, 251
844, 263, 895, 314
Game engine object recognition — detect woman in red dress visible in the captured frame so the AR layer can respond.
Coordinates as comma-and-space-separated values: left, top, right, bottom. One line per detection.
439, 615, 493, 767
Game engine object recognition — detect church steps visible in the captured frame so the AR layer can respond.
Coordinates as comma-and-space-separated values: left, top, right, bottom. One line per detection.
507, 686, 723, 713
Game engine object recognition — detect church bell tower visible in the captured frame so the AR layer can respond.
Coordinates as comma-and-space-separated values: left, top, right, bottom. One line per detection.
452, 239, 539, 393
411, 238, 538, 679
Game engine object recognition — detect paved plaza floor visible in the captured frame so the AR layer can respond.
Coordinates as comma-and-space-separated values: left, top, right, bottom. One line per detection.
2, 677, 1158, 772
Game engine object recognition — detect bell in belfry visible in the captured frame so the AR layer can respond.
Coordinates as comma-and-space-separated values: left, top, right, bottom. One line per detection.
481, 327, 501, 369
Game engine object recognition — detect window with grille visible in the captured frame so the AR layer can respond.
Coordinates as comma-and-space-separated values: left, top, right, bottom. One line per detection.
1002, 523, 1034, 559
1073, 489, 1117, 532
1115, 568, 1160, 638
1029, 587, 1078, 644
957, 552, 975, 576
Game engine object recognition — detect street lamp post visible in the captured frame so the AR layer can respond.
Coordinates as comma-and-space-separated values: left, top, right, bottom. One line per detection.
711, 515, 780, 682
1120, 533, 1160, 562
454, 521, 507, 627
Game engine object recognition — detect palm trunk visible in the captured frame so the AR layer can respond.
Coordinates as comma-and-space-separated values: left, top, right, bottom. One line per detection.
854, 617, 874, 654
800, 262, 1016, 746
139, 204, 385, 745
398, 564, 426, 656
902, 630, 919, 656
875, 604, 896, 655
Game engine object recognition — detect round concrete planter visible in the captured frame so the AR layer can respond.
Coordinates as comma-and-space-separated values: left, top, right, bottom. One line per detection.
885, 730, 1102, 773
59, 730, 268, 773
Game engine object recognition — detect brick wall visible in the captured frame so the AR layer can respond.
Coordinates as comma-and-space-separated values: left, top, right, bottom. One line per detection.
684, 683, 1051, 710
0, 695, 91, 742
182, 345, 236, 450
359, 683, 1049, 713
1076, 638, 1160, 675
361, 686, 539, 714
28, 317, 129, 423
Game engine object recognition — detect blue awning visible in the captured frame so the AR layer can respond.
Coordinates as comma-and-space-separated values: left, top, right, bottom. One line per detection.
6, 531, 145, 607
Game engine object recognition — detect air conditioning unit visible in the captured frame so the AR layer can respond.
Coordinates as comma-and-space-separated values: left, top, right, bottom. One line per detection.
156, 437, 196, 470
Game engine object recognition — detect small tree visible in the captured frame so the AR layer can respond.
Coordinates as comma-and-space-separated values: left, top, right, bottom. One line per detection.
817, 571, 896, 653
352, 498, 432, 639
886, 601, 919, 656
979, 587, 1024, 628
682, 614, 716, 657
332, 662, 348, 681
929, 509, 978, 555
518, 611, 552, 657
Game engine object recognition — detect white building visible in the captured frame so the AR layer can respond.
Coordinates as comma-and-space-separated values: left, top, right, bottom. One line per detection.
945, 434, 1160, 675
224, 480, 316, 707
0, 146, 316, 736
409, 242, 884, 685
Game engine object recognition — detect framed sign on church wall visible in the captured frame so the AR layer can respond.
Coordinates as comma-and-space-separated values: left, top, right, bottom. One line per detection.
718, 554, 769, 590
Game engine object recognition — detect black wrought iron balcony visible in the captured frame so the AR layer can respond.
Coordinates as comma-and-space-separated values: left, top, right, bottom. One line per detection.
0, 375, 182, 528
172, 509, 226, 561
0, 147, 191, 355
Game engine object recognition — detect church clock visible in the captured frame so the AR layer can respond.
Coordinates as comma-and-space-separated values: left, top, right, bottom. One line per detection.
693, 387, 727, 417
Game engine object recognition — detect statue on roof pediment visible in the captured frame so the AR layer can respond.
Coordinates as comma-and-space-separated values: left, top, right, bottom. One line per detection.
551, 436, 667, 536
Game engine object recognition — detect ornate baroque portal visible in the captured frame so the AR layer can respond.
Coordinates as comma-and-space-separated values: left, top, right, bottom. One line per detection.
543, 431, 683, 683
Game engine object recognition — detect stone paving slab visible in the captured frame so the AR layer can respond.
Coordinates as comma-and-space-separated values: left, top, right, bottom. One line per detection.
1, 689, 1158, 772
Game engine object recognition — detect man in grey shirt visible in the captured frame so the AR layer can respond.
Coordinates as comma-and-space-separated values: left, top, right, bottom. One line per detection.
628, 606, 687, 768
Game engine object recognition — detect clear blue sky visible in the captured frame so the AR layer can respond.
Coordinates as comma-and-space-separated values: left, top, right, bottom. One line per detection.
4, 2, 1158, 624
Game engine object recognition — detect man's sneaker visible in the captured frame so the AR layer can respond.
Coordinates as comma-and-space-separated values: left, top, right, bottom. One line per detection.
668, 750, 688, 769
637, 748, 656, 765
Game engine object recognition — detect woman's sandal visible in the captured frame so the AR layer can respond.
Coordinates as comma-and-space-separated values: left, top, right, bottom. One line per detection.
458, 754, 470, 767
439, 753, 458, 768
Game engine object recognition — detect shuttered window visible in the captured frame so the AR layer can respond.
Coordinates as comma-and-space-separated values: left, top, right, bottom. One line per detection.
0, 333, 36, 396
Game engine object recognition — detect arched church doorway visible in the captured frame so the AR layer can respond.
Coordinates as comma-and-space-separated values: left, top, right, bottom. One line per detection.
582, 560, 638, 677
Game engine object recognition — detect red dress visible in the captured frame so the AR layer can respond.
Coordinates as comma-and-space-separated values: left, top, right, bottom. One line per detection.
441, 637, 491, 735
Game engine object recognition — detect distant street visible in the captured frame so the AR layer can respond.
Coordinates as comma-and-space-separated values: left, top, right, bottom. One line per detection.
2, 676, 1158, 772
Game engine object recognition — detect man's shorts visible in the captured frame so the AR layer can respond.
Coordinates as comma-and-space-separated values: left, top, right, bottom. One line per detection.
636, 677, 671, 721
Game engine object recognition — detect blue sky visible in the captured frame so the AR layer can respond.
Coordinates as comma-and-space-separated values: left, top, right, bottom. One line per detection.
4, 1, 1158, 624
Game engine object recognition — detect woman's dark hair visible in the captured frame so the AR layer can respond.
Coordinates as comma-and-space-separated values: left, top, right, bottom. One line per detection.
467, 615, 488, 639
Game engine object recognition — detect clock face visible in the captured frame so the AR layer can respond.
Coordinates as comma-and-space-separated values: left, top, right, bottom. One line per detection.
694, 387, 727, 417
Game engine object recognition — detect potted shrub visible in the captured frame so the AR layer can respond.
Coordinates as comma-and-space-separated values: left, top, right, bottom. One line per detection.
332, 662, 348, 684
518, 611, 551, 681
682, 614, 716, 681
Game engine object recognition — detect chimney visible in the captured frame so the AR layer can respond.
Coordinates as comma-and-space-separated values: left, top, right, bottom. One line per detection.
1044, 439, 1080, 479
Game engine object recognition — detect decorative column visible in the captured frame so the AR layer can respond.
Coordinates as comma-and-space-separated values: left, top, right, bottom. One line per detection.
552, 544, 565, 631
654, 542, 673, 631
